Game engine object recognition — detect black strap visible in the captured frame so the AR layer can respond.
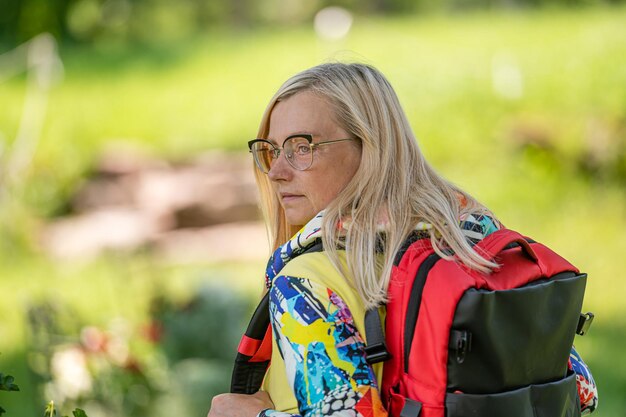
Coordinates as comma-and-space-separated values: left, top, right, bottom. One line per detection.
230, 292, 271, 393
230, 239, 324, 393
364, 307, 390, 364
248, 292, 271, 339
404, 253, 441, 372
230, 357, 271, 394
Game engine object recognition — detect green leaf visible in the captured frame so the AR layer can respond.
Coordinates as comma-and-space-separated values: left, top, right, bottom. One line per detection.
44, 401, 57, 417
0, 373, 20, 392
72, 409, 88, 417
0, 405, 6, 415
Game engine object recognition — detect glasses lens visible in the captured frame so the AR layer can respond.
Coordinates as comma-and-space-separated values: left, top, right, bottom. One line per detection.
284, 136, 312, 170
251, 141, 274, 173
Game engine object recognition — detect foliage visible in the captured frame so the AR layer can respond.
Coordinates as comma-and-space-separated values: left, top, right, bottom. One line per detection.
0, 373, 20, 392
0, 370, 20, 416
14, 282, 252, 416
43, 401, 88, 417
152, 285, 249, 364
1, 0, 623, 46
1, 377, 89, 416
26, 301, 159, 417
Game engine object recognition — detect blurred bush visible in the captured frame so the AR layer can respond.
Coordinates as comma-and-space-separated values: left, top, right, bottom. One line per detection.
151, 284, 249, 364
21, 283, 252, 417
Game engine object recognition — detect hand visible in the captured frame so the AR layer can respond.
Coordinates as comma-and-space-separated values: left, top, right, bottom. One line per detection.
207, 390, 274, 417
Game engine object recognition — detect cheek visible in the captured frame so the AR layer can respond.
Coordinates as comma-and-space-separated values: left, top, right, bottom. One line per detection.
308, 170, 353, 209
302, 148, 360, 211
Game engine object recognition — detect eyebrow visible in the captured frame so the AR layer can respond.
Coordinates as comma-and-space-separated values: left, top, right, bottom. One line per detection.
266, 132, 320, 145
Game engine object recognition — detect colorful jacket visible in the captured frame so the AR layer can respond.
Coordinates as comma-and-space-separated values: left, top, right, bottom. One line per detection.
257, 212, 598, 416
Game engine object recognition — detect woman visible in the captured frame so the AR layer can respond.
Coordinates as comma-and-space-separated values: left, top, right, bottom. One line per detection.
208, 63, 597, 417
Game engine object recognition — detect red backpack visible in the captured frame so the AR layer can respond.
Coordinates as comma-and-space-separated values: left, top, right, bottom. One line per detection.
231, 229, 593, 417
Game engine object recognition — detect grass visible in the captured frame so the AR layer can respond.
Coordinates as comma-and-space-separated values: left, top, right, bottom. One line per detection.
1, 5, 626, 416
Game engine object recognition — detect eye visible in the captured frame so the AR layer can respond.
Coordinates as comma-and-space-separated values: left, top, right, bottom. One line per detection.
294, 144, 311, 155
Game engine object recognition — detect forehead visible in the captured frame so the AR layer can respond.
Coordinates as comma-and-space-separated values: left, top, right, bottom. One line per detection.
268, 91, 340, 139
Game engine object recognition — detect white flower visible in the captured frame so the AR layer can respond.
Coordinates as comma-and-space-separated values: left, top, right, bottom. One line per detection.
51, 345, 93, 401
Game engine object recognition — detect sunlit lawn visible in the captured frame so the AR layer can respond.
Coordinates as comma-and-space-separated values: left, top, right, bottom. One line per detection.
1, 5, 625, 416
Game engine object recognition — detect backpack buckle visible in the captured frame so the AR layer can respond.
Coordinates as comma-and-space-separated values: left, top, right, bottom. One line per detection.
450, 330, 472, 363
576, 312, 594, 336
364, 342, 391, 364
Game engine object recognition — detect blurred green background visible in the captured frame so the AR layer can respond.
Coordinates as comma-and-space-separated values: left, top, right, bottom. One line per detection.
1, 0, 625, 416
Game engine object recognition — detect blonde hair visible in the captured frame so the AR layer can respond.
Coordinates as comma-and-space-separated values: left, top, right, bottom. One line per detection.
254, 62, 497, 309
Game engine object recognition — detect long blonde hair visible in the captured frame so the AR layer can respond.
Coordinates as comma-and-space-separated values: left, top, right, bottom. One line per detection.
253, 62, 497, 309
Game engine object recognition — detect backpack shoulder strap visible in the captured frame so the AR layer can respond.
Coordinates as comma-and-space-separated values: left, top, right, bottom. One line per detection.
230, 239, 325, 393
366, 233, 434, 365
364, 307, 390, 364
230, 292, 272, 394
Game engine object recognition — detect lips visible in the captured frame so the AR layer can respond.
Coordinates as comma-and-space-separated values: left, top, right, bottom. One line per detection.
280, 193, 303, 203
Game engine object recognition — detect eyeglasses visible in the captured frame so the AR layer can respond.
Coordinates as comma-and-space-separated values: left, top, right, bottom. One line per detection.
248, 134, 354, 173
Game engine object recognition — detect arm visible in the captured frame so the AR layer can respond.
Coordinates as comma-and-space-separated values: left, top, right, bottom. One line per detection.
208, 391, 274, 417
569, 346, 598, 414
259, 275, 387, 417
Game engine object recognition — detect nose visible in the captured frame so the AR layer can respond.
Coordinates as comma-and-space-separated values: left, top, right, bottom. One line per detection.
267, 149, 293, 182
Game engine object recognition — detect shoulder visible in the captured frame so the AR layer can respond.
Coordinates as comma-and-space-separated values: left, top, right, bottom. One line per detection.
271, 251, 369, 323
278, 250, 341, 283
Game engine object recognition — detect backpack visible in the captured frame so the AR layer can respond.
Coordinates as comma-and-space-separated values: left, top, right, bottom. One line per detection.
231, 228, 593, 417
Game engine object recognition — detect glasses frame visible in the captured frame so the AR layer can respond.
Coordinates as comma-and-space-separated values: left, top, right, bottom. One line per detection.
248, 134, 354, 173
